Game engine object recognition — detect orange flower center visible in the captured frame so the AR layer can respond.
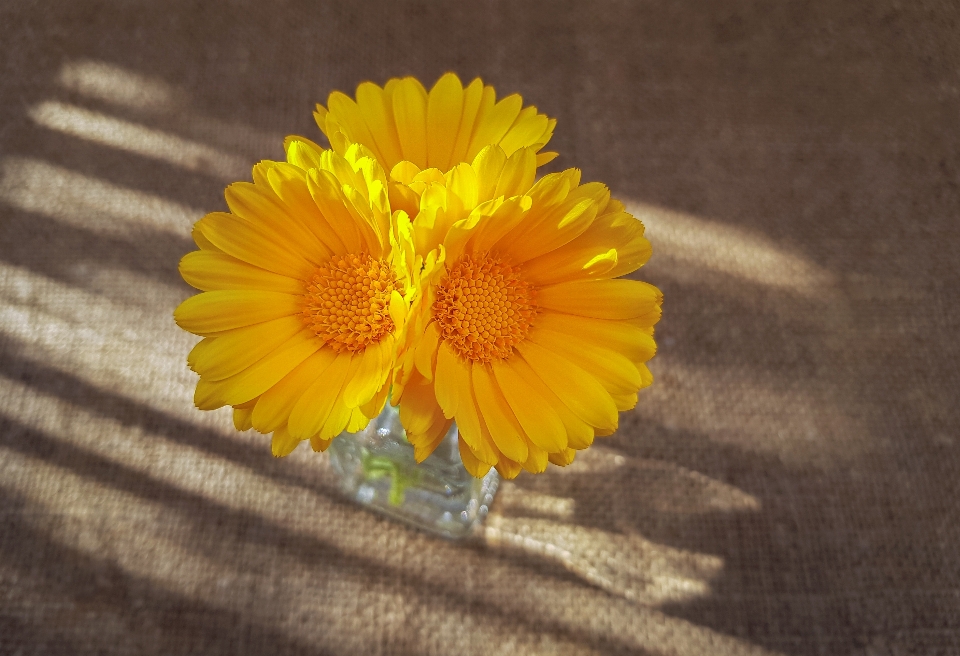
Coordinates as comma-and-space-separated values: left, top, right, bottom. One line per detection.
302, 253, 399, 353
432, 253, 537, 363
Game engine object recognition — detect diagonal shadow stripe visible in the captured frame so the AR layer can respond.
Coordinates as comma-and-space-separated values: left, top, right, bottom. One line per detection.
0, 414, 635, 655
0, 342, 331, 497
0, 486, 332, 656
7, 119, 231, 209
0, 612, 82, 655
0, 206, 192, 291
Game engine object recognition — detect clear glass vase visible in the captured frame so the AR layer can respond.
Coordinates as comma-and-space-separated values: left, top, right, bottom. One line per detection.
327, 402, 499, 539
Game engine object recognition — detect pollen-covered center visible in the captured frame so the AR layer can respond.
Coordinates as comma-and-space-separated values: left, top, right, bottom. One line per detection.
302, 253, 399, 353
432, 253, 537, 363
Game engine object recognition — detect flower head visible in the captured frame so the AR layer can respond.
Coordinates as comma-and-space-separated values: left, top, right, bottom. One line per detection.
392, 148, 661, 478
175, 140, 415, 457
315, 73, 557, 178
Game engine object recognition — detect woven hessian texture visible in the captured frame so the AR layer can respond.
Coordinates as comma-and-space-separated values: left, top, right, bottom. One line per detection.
2, 1, 959, 654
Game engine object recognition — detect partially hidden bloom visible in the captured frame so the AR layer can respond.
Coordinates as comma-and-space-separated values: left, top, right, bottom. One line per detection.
314, 73, 557, 211
174, 140, 417, 456
392, 145, 662, 479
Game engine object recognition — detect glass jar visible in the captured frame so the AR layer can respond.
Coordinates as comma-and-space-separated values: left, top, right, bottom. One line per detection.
327, 402, 499, 539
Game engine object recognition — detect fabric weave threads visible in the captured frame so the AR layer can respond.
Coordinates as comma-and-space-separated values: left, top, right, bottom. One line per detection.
1, 1, 959, 655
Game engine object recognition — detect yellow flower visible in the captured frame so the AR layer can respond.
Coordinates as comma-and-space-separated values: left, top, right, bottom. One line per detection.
314, 73, 557, 214
393, 144, 540, 258
174, 140, 415, 457
392, 148, 662, 479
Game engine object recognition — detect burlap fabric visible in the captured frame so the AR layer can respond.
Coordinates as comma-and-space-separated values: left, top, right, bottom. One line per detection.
2, 2, 959, 654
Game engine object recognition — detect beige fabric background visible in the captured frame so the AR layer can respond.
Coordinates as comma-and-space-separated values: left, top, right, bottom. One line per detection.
2, 1, 959, 654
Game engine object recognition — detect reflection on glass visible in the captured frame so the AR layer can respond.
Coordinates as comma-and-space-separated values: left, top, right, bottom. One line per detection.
328, 403, 499, 539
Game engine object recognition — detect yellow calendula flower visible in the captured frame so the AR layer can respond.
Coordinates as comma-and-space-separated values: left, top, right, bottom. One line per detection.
313, 73, 557, 222
392, 147, 662, 479
174, 140, 416, 457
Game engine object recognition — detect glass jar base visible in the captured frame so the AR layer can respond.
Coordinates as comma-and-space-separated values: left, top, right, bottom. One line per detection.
327, 403, 499, 539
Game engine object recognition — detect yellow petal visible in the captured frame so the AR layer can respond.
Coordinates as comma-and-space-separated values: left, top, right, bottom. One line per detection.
537, 279, 662, 321
360, 380, 391, 419
287, 351, 353, 439
548, 448, 576, 467
449, 78, 484, 166
311, 435, 333, 452
446, 162, 480, 213
535, 311, 657, 364
327, 91, 386, 164
345, 407, 371, 433
233, 404, 255, 431
313, 103, 330, 134
414, 321, 440, 380
341, 338, 389, 409
494, 457, 523, 480
426, 73, 464, 172
390, 160, 422, 184
355, 82, 404, 167
522, 209, 651, 285
318, 399, 354, 441
388, 290, 407, 333
525, 169, 576, 207
190, 315, 306, 381
174, 290, 301, 336
398, 371, 445, 436
500, 109, 549, 156
192, 223, 223, 253
610, 391, 638, 411
186, 337, 209, 371
528, 327, 641, 396
535, 151, 559, 166
388, 182, 421, 219
197, 212, 316, 280
264, 163, 346, 257
284, 136, 326, 170
491, 358, 567, 453
638, 362, 654, 388
507, 355, 595, 450
471, 144, 508, 203
452, 364, 498, 465
433, 341, 461, 418
251, 347, 339, 433
224, 183, 329, 265
493, 147, 537, 200
520, 440, 548, 474
471, 363, 528, 463
199, 329, 322, 408
179, 251, 304, 294
412, 418, 452, 463
499, 196, 598, 265
515, 340, 618, 432
463, 196, 532, 257
469, 93, 521, 155
194, 378, 224, 410
306, 169, 365, 254
271, 425, 301, 457
458, 436, 492, 478
464, 84, 496, 160
392, 77, 429, 169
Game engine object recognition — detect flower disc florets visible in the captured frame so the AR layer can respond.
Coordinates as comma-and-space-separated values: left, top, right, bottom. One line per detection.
302, 253, 399, 353
432, 253, 537, 363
